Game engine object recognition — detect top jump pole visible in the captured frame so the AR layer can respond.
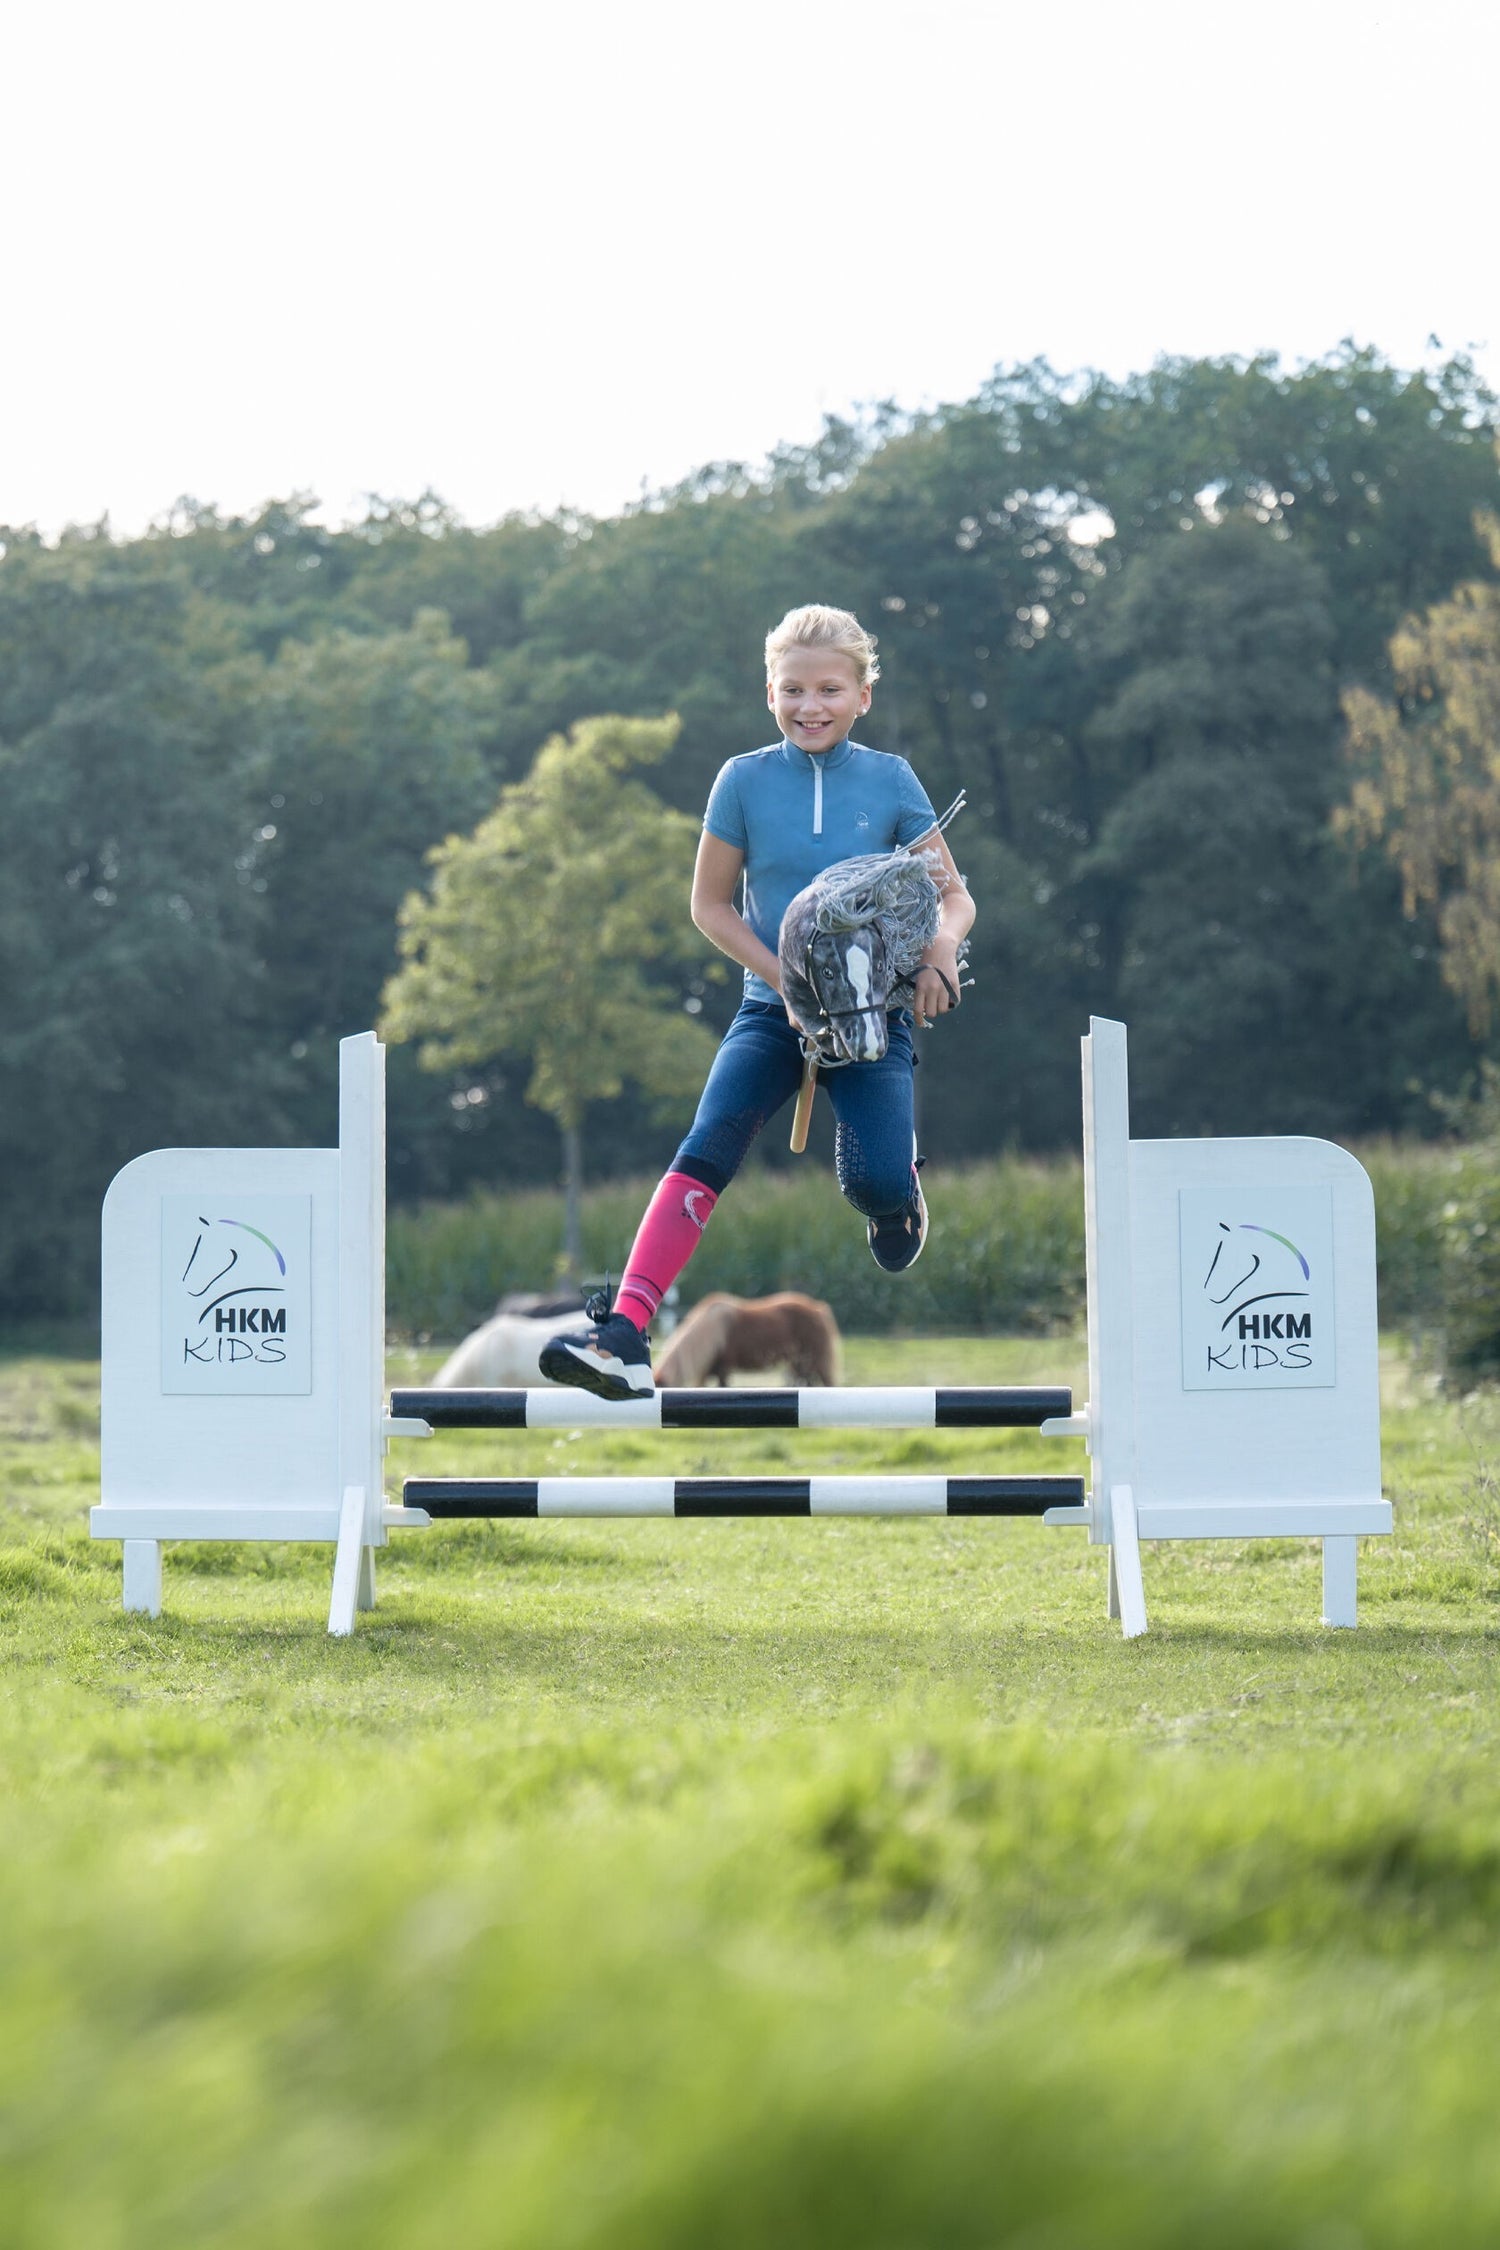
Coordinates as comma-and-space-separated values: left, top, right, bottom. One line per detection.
387, 1385, 1077, 1433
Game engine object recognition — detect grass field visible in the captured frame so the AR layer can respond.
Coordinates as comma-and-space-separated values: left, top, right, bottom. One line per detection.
3, 1334, 1500, 2247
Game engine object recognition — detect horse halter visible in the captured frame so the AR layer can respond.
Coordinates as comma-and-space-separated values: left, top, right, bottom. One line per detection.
790, 925, 885, 1064
802, 939, 961, 1040
801, 925, 889, 1018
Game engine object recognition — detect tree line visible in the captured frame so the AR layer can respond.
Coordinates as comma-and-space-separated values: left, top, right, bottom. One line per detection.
3, 342, 1498, 1317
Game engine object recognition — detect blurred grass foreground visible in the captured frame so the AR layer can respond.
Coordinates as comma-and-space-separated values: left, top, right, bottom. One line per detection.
3, 1335, 1500, 2244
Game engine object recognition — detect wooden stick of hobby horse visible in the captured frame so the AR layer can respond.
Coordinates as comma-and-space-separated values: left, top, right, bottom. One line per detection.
790, 1051, 818, 1153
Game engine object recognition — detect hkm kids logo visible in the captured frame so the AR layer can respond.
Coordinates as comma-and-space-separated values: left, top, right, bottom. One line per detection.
1200, 1222, 1312, 1377
179, 1215, 290, 1367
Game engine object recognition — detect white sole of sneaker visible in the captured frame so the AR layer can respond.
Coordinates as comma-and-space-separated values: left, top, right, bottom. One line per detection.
901, 1132, 928, 1270
538, 1339, 655, 1401
906, 1171, 928, 1268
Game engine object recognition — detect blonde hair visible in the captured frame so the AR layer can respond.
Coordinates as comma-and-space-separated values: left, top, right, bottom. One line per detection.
764, 604, 880, 688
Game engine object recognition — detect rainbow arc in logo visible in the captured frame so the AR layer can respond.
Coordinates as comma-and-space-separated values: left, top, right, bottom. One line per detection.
211, 1218, 288, 1274
1235, 1223, 1310, 1279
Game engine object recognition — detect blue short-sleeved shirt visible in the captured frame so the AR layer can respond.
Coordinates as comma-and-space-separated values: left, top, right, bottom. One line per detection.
703, 737, 939, 1004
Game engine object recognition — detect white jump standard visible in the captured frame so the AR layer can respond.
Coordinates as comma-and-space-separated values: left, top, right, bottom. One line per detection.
94, 1032, 387, 1633
1074, 1016, 1389, 1634
91, 1019, 1390, 1638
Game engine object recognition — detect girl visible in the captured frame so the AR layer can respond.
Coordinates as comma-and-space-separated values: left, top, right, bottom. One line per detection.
541, 604, 975, 1401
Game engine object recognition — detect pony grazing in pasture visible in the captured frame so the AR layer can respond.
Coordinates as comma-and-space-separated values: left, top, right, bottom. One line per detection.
431, 1310, 582, 1389
653, 1292, 842, 1389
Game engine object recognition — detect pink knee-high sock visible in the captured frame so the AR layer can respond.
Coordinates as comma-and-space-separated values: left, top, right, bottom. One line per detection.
613, 1171, 719, 1331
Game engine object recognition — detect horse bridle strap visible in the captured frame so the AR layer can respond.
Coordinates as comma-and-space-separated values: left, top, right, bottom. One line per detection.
802, 942, 962, 1024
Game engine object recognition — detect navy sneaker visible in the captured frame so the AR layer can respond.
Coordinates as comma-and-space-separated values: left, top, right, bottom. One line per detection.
539, 1284, 654, 1401
868, 1158, 928, 1274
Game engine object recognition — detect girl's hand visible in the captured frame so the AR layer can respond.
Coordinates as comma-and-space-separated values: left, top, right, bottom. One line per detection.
912, 946, 962, 1030
770, 974, 801, 1031
904, 829, 975, 1032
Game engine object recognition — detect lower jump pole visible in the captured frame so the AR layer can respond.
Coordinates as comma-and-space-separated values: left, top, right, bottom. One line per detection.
404, 1474, 1086, 1519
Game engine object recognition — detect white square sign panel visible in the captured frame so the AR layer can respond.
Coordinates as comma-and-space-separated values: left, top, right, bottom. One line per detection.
160, 1195, 313, 1394
1179, 1185, 1336, 1392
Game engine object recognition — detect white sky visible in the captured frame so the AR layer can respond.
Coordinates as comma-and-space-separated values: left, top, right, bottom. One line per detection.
6, 0, 1496, 536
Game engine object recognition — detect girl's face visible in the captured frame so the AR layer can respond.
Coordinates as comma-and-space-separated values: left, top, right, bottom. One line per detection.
767, 646, 872, 753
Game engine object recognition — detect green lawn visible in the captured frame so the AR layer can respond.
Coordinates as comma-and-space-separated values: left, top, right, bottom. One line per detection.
2, 1335, 1499, 2247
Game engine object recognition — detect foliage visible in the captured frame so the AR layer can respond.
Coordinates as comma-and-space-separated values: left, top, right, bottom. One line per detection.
238, 613, 504, 1192
383, 710, 719, 1127
1437, 1153, 1500, 1384
1079, 523, 1339, 1129
386, 1138, 1463, 1345
381, 714, 721, 1264
1344, 518, 1500, 1031
1357, 1140, 1457, 1341
1043, 345, 1500, 677
0, 553, 511, 1315
1402, 1064, 1500, 1385
385, 1153, 1087, 1339
244, 612, 498, 1050
0, 550, 272, 1314
2, 344, 1499, 1316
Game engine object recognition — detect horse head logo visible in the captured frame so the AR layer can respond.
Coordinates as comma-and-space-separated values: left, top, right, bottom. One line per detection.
1202, 1222, 1311, 1332
180, 1216, 289, 1328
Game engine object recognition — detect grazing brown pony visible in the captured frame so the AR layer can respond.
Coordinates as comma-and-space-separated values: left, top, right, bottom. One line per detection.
654, 1292, 841, 1388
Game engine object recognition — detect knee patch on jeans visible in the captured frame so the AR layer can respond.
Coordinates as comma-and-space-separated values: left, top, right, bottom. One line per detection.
835, 1122, 910, 1219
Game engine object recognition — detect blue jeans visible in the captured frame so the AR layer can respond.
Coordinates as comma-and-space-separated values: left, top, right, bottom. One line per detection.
674, 1001, 917, 1217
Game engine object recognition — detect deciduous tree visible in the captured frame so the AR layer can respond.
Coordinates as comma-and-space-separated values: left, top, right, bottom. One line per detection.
1343, 519, 1500, 1029
381, 714, 719, 1275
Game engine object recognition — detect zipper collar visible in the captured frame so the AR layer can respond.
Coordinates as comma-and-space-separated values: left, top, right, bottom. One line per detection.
778, 738, 855, 836
779, 735, 855, 772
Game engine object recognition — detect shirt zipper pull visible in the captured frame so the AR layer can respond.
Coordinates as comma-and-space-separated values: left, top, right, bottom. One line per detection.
813, 760, 823, 837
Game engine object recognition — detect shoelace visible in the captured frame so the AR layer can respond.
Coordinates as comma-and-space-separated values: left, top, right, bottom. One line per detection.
583, 1276, 616, 1325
